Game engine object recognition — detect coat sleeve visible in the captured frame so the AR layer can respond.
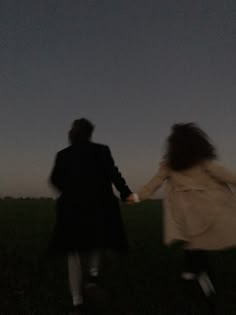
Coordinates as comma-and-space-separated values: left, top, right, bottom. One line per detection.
204, 161, 236, 186
137, 161, 169, 201
104, 146, 132, 200
49, 152, 65, 192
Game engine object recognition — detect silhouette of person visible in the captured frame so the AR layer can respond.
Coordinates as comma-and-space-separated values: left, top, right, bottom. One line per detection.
50, 118, 132, 313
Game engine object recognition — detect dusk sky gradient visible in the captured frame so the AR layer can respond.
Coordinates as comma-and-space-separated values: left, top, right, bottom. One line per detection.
1, 0, 236, 197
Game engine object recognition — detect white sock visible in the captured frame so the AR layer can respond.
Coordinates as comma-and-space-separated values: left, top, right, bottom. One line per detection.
72, 295, 84, 306
88, 250, 100, 277
90, 267, 99, 277
198, 272, 216, 297
181, 272, 196, 280
68, 253, 83, 305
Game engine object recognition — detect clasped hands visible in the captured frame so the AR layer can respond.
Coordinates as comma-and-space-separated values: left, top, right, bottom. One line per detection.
125, 193, 139, 205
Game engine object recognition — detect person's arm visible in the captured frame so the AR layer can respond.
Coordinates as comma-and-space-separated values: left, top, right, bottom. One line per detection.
49, 152, 65, 192
204, 160, 236, 186
137, 161, 168, 201
104, 146, 132, 201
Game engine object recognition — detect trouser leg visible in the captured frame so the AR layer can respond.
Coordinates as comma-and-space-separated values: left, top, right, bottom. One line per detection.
184, 250, 216, 297
184, 250, 209, 274
88, 250, 101, 277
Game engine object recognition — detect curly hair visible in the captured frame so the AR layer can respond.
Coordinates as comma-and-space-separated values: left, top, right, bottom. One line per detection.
68, 118, 94, 144
164, 123, 217, 171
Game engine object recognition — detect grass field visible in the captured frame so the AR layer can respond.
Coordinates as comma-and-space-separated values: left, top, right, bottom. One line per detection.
1, 199, 236, 315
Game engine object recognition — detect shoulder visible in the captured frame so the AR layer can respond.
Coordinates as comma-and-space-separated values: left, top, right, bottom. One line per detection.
91, 142, 108, 149
159, 159, 169, 172
151, 159, 169, 179
201, 159, 220, 171
55, 146, 72, 158
90, 142, 110, 153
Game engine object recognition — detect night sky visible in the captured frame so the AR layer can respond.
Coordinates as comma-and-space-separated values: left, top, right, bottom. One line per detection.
1, 0, 236, 197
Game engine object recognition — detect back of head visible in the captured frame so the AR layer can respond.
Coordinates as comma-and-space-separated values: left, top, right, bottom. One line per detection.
69, 118, 94, 145
165, 123, 217, 171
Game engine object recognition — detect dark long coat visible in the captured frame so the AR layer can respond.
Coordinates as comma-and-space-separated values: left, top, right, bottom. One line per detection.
50, 141, 132, 253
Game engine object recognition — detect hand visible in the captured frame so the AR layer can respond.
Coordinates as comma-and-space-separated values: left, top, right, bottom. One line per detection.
125, 193, 138, 205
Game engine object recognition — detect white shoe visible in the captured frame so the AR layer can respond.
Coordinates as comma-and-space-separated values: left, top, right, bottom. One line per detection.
181, 272, 196, 280
197, 272, 216, 297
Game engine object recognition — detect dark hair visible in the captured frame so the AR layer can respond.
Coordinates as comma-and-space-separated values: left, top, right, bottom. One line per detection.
164, 123, 217, 171
68, 118, 94, 144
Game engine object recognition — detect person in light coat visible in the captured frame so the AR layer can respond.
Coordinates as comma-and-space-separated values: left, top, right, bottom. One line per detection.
129, 123, 236, 298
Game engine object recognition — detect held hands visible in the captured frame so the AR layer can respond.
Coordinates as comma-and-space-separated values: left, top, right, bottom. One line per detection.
125, 193, 140, 205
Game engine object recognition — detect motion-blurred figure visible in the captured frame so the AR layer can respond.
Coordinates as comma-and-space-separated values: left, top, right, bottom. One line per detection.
129, 123, 236, 301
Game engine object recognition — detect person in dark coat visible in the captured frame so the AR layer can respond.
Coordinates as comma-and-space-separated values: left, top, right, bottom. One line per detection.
49, 118, 132, 313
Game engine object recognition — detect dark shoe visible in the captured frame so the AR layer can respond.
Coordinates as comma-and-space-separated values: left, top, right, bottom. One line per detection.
84, 285, 110, 311
85, 275, 99, 288
69, 304, 86, 315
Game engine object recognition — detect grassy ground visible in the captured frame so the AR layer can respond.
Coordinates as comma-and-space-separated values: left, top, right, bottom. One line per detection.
1, 199, 236, 314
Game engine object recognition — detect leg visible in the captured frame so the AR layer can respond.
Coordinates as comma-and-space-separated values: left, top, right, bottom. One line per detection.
182, 250, 199, 280
85, 250, 109, 308
68, 252, 84, 306
184, 250, 216, 297
193, 250, 209, 273
88, 250, 101, 277
183, 250, 209, 274
86, 250, 101, 287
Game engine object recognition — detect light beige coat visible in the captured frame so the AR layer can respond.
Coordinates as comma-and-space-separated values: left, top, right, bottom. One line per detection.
138, 160, 236, 250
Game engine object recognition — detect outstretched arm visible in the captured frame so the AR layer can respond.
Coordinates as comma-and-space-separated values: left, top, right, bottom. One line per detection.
137, 161, 168, 201
104, 146, 132, 201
